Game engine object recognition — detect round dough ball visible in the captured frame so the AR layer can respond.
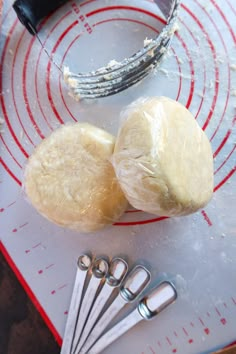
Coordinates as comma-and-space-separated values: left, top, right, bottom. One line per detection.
24, 123, 128, 232
112, 97, 214, 217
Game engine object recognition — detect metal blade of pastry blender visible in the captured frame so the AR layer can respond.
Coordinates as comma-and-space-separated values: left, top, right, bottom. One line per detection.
75, 257, 128, 353
72, 258, 109, 354
89, 282, 177, 354
60, 254, 92, 354
78, 265, 151, 354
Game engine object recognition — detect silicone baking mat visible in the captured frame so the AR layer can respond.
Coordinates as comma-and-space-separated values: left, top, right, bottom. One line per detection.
0, 0, 236, 353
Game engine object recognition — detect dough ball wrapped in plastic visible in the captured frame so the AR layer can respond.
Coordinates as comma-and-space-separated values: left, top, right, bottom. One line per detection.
24, 123, 128, 232
112, 97, 214, 217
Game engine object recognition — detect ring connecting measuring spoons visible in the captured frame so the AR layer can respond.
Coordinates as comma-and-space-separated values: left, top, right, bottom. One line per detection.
60, 254, 92, 354
79, 265, 151, 354
75, 257, 128, 353
89, 281, 177, 354
72, 257, 109, 353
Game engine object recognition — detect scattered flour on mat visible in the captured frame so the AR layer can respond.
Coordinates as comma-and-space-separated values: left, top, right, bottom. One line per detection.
107, 59, 120, 67
0, 117, 4, 134
144, 38, 153, 47
231, 90, 236, 97
175, 274, 188, 298
230, 64, 236, 71
170, 21, 180, 35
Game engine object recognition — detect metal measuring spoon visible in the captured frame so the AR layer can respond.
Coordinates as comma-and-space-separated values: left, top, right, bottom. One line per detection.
79, 265, 151, 354
60, 254, 92, 354
76, 257, 128, 353
72, 257, 109, 354
89, 281, 177, 354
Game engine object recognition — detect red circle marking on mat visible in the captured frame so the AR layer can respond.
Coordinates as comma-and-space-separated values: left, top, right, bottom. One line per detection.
201, 0, 232, 142
0, 18, 29, 158
58, 31, 81, 121
194, 0, 235, 178
35, 11, 73, 130
0, 11, 58, 176
214, 167, 236, 192
0, 136, 22, 168
214, 117, 236, 158
178, 17, 206, 118
197, 0, 231, 139
1, 7, 67, 172
1, 5, 11, 24
214, 145, 236, 175
86, 6, 166, 25
211, 0, 236, 45
177, 33, 195, 110
226, 0, 236, 16
177, 20, 206, 119
114, 216, 168, 226
2, 11, 71, 173
182, 4, 219, 132
22, 35, 45, 139
11, 29, 36, 147
0, 158, 22, 186
182, 3, 235, 186
172, 46, 182, 102
94, 16, 161, 32
46, 21, 79, 124
197, 0, 235, 178
59, 32, 81, 121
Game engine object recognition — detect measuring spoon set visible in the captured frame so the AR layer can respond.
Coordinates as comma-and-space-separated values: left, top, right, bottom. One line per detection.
61, 254, 177, 354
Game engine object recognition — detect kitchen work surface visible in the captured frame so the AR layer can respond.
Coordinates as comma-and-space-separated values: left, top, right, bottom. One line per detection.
0, 0, 236, 353
0, 251, 60, 354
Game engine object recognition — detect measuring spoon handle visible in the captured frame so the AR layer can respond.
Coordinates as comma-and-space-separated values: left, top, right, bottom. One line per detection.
89, 309, 141, 354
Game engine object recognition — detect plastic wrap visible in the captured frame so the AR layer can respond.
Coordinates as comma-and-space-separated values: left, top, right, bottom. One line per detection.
112, 97, 214, 217
24, 123, 128, 233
